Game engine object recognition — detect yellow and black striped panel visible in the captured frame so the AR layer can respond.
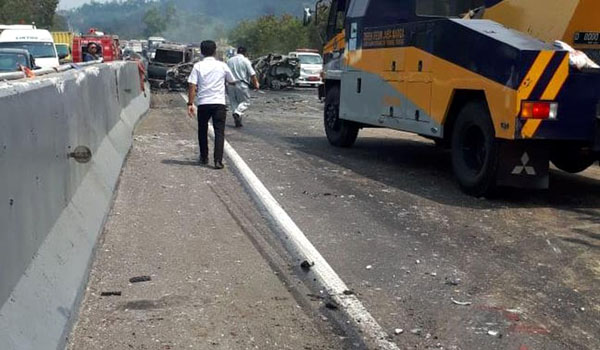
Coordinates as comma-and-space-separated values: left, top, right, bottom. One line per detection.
518, 51, 570, 138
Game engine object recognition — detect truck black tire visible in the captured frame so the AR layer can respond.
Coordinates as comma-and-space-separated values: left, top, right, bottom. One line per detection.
551, 149, 596, 173
324, 86, 359, 147
451, 101, 499, 197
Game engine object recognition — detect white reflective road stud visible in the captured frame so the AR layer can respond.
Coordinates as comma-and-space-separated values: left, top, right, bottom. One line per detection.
512, 152, 537, 175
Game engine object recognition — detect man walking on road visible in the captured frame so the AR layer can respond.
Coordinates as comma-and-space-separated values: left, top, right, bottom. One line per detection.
187, 40, 236, 169
227, 47, 260, 127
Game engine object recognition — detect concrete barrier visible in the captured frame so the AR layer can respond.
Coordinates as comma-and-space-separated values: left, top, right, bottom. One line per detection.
0, 62, 150, 350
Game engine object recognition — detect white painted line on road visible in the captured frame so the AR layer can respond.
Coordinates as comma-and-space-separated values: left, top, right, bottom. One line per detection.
181, 93, 399, 349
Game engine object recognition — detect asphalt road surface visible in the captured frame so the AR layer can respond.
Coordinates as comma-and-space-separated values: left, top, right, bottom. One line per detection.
70, 89, 599, 350
220, 88, 599, 350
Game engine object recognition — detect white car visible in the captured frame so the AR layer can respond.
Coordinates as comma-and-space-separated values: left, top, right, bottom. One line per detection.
289, 51, 323, 87
0, 25, 60, 69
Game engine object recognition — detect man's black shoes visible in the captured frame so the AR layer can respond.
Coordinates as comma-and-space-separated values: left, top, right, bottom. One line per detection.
233, 113, 243, 128
214, 161, 224, 170
200, 158, 209, 165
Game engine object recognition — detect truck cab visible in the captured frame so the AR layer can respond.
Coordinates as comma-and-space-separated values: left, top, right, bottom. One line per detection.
309, 0, 600, 196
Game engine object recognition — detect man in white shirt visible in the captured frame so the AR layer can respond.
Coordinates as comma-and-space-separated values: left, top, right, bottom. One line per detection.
187, 40, 236, 169
226, 47, 260, 127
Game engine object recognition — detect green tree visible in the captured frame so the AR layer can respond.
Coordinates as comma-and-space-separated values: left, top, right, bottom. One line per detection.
0, 0, 59, 28
143, 7, 167, 36
229, 14, 316, 57
143, 1, 177, 37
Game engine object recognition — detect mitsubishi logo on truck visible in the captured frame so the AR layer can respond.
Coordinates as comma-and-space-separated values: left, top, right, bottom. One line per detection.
512, 153, 536, 176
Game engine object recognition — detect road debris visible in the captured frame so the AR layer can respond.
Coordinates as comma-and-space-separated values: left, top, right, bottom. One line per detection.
129, 275, 152, 284
307, 293, 325, 301
325, 301, 339, 310
394, 328, 404, 335
451, 298, 472, 306
445, 277, 461, 286
410, 328, 422, 335
100, 291, 122, 296
487, 330, 500, 337
300, 260, 314, 271
365, 265, 373, 270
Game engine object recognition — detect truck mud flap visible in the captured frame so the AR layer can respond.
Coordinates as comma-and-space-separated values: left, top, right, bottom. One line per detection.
496, 141, 549, 189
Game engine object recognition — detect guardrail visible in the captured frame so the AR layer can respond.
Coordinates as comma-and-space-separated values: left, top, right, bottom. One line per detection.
0, 60, 102, 81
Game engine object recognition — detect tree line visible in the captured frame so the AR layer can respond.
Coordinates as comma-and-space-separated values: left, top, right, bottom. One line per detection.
228, 5, 329, 58
0, 0, 59, 28
65, 0, 306, 41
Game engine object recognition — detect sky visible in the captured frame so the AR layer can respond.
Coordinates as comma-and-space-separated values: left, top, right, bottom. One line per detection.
59, 0, 102, 10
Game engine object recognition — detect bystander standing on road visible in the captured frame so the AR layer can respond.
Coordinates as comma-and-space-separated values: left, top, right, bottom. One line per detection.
226, 47, 260, 127
187, 40, 236, 169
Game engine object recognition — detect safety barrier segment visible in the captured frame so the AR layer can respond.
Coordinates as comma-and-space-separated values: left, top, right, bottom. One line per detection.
0, 62, 150, 350
0, 60, 102, 81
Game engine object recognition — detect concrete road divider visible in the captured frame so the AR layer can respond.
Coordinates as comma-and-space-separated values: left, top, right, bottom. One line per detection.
0, 62, 150, 350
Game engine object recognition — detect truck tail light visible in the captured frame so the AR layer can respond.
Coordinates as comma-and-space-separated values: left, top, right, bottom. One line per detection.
520, 101, 558, 120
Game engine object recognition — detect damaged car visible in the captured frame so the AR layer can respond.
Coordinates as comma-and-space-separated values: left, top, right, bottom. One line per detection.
164, 60, 196, 91
252, 54, 300, 90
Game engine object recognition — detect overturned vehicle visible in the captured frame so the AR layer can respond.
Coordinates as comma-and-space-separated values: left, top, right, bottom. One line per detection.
253, 54, 300, 90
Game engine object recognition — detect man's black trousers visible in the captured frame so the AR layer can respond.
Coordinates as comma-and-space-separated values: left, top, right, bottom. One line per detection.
197, 104, 226, 163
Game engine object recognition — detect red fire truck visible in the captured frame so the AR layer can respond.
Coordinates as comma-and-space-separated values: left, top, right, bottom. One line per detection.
72, 29, 121, 63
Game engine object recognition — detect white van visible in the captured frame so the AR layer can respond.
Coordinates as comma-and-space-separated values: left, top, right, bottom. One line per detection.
288, 50, 323, 87
0, 25, 60, 69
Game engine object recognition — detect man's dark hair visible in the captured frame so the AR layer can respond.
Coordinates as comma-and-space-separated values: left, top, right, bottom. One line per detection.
237, 46, 247, 55
87, 42, 98, 50
201, 40, 217, 57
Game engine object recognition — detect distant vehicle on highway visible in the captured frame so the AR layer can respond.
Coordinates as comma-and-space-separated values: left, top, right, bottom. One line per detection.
0, 25, 62, 69
148, 36, 166, 49
288, 49, 323, 87
148, 43, 194, 85
52, 31, 74, 62
0, 48, 37, 73
55, 44, 71, 63
128, 40, 143, 54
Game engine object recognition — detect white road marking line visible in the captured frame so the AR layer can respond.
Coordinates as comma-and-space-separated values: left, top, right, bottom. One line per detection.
181, 93, 399, 349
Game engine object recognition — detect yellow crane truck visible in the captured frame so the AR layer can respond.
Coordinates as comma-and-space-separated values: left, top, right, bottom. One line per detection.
305, 0, 600, 196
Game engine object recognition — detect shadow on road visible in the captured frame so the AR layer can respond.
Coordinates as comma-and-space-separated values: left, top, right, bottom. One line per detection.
282, 135, 600, 210
161, 159, 204, 167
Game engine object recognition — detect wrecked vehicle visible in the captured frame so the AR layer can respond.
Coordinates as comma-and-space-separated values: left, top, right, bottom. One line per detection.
252, 54, 300, 90
164, 60, 196, 91
148, 43, 194, 87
